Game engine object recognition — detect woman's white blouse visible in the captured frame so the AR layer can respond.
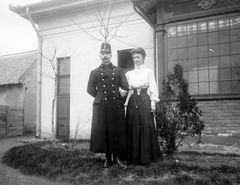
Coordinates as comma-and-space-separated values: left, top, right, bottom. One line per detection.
126, 65, 159, 102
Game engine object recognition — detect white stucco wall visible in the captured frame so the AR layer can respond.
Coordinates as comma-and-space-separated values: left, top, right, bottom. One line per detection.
39, 1, 154, 139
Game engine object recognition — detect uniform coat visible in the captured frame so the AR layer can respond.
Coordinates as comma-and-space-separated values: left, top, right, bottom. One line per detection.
87, 62, 129, 153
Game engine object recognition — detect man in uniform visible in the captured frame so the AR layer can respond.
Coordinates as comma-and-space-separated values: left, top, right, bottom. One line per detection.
87, 42, 128, 168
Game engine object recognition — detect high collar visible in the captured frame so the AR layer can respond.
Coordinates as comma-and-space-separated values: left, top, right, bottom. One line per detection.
100, 62, 114, 69
135, 64, 144, 70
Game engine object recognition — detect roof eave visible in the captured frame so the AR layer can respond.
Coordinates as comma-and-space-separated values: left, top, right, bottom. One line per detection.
131, 0, 156, 28
0, 83, 23, 86
9, 0, 104, 24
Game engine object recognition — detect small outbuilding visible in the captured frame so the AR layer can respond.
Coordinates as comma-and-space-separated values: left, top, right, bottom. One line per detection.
0, 50, 37, 137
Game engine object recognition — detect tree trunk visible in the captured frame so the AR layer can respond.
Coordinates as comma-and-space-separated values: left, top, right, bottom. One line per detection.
51, 77, 58, 142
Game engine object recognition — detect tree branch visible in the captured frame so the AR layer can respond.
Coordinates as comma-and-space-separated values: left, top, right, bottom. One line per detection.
66, 14, 103, 42
84, 1, 105, 38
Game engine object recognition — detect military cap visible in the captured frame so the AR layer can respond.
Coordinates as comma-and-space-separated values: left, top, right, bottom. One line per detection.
100, 42, 111, 53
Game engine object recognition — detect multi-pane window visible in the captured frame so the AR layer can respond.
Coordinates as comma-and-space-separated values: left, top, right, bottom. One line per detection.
167, 16, 240, 95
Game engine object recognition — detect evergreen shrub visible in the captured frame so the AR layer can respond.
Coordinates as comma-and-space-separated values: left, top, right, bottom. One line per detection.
156, 64, 205, 157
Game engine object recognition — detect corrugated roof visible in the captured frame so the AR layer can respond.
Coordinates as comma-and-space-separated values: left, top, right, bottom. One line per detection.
0, 51, 37, 86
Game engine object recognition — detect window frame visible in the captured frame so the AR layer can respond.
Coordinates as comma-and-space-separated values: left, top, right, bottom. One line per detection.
57, 57, 70, 96
117, 49, 134, 73
165, 13, 240, 100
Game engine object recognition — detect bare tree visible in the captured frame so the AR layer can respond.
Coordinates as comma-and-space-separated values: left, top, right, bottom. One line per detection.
65, 0, 151, 44
36, 45, 71, 142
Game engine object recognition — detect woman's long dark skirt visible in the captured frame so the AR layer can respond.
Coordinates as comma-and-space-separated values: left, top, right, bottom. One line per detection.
126, 91, 162, 164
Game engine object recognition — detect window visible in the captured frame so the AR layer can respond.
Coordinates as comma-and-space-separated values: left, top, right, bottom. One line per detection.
57, 57, 70, 95
167, 15, 240, 95
118, 49, 134, 73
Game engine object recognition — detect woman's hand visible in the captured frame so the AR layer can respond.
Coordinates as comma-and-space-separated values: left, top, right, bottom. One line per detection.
151, 101, 156, 113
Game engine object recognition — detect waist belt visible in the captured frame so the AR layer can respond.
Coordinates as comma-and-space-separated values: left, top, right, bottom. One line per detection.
133, 88, 148, 95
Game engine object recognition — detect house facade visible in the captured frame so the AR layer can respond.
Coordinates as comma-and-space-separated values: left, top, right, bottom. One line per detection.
0, 51, 37, 137
10, 0, 155, 139
132, 0, 240, 144
10, 0, 240, 144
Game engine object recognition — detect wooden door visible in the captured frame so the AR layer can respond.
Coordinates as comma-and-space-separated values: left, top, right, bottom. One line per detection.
56, 95, 70, 138
56, 57, 70, 139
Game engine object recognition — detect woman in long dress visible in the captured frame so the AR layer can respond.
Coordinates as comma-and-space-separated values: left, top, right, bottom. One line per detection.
126, 47, 162, 164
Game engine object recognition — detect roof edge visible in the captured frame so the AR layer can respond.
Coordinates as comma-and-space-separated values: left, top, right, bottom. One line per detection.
9, 0, 125, 24
0, 50, 37, 58
0, 83, 24, 86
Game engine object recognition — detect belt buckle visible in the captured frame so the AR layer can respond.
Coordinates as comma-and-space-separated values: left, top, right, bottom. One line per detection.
136, 88, 141, 95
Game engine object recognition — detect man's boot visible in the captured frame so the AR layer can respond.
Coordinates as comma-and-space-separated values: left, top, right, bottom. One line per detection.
113, 154, 127, 168
103, 153, 112, 168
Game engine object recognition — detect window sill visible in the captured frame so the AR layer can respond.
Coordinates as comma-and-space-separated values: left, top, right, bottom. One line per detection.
192, 93, 240, 101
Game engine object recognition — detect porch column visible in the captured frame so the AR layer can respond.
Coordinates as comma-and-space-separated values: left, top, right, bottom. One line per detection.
155, 29, 165, 95
155, 0, 166, 94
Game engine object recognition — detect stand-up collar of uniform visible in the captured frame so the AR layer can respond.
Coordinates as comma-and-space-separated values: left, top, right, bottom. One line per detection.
100, 62, 114, 69
135, 64, 144, 70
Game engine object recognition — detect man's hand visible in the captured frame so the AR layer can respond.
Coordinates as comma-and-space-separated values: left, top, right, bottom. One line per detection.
119, 87, 127, 97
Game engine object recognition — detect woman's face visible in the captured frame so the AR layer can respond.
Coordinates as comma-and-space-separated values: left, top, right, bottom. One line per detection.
132, 53, 144, 66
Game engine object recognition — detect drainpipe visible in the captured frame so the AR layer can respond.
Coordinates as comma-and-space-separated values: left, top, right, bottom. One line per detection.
26, 7, 42, 138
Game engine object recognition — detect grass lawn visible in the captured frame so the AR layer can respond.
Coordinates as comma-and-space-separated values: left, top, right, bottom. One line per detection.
2, 141, 240, 185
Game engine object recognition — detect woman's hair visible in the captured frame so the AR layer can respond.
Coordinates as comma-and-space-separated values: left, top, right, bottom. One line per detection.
130, 47, 146, 59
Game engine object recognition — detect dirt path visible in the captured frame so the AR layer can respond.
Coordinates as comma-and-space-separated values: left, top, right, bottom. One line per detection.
0, 136, 73, 185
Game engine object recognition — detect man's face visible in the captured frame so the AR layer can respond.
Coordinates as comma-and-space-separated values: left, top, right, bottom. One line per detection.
99, 52, 112, 64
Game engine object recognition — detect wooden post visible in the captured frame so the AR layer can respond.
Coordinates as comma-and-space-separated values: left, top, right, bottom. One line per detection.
0, 105, 7, 138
